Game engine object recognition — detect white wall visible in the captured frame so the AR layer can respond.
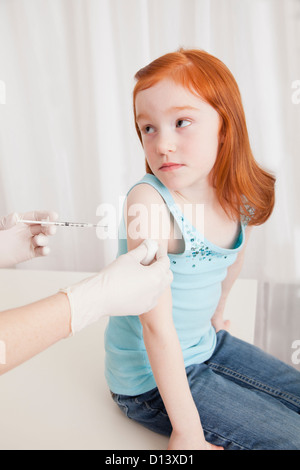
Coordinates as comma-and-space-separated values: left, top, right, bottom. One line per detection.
0, 0, 299, 284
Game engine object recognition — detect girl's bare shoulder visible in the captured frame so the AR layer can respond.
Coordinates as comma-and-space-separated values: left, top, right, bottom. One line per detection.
126, 182, 166, 206
125, 183, 171, 252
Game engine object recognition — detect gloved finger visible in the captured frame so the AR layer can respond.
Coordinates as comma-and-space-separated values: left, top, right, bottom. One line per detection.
21, 210, 58, 236
28, 223, 57, 237
166, 269, 174, 284
41, 224, 57, 236
21, 210, 59, 222
32, 234, 49, 247
153, 259, 173, 281
34, 246, 51, 257
154, 245, 171, 270
28, 224, 47, 236
151, 259, 173, 291
128, 240, 149, 263
141, 239, 159, 265
152, 251, 173, 285
130, 239, 159, 265
0, 212, 19, 230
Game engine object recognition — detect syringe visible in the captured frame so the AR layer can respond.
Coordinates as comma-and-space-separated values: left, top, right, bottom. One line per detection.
20, 220, 106, 228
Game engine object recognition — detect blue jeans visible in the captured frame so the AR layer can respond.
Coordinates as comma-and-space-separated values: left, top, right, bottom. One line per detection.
111, 331, 300, 450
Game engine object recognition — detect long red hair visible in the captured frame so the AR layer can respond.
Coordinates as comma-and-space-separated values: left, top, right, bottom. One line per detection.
133, 49, 275, 226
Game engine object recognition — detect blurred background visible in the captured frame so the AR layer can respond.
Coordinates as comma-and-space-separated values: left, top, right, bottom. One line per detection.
0, 0, 299, 368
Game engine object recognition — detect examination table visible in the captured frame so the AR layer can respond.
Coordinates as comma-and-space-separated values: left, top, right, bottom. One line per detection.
0, 269, 257, 450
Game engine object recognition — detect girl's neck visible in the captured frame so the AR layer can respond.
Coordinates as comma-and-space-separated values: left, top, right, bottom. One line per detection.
170, 181, 217, 208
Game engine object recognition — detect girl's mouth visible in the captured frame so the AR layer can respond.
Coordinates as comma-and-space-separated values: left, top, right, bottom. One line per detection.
159, 163, 185, 172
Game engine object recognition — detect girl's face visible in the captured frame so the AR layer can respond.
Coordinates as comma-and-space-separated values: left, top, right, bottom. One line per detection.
135, 79, 222, 197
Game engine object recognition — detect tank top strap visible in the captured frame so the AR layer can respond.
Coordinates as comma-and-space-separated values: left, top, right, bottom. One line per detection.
129, 174, 174, 205
129, 174, 194, 251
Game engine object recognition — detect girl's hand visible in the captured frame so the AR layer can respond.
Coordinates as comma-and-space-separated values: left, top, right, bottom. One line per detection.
167, 430, 224, 451
211, 317, 231, 333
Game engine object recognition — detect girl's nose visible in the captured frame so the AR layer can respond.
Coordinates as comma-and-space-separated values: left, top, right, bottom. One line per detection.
156, 133, 177, 155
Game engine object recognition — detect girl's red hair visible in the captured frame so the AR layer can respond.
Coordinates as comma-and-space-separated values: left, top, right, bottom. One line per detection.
133, 49, 275, 226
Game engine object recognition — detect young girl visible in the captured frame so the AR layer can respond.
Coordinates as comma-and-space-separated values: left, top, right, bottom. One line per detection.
104, 49, 300, 450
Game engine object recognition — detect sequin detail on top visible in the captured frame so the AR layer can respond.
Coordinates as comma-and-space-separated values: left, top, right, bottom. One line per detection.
166, 197, 244, 269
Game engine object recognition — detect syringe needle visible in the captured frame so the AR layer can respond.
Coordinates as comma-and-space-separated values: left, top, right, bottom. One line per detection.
19, 220, 107, 228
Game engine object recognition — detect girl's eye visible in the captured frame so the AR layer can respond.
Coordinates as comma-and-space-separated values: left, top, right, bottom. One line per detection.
143, 125, 155, 134
176, 119, 191, 128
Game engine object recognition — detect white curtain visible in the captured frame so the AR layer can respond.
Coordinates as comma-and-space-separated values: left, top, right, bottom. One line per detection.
0, 0, 299, 348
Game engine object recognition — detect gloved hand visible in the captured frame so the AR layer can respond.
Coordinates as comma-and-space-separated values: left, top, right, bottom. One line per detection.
0, 211, 58, 268
61, 240, 173, 334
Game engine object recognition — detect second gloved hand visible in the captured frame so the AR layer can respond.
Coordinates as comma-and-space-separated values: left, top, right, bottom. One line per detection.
0, 211, 58, 268
61, 240, 173, 334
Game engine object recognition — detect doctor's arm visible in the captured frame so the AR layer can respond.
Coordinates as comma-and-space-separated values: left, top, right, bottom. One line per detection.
0, 240, 172, 376
0, 292, 71, 375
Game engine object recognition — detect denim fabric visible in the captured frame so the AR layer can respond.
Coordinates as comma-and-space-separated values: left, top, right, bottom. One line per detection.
111, 331, 300, 450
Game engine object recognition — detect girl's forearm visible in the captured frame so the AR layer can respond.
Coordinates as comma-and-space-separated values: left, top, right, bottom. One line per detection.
143, 322, 203, 436
0, 293, 71, 375
215, 226, 252, 319
212, 249, 246, 323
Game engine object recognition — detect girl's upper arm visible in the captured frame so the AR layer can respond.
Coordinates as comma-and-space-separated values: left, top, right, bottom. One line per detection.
124, 183, 172, 328
125, 183, 170, 255
238, 224, 253, 261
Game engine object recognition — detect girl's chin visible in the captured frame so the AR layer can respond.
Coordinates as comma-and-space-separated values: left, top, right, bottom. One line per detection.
156, 173, 189, 190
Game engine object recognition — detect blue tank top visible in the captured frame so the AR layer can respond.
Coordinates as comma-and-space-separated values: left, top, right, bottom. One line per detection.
104, 174, 246, 395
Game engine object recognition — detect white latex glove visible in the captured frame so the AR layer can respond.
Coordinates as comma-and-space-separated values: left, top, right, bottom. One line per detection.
0, 211, 58, 268
61, 240, 173, 334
